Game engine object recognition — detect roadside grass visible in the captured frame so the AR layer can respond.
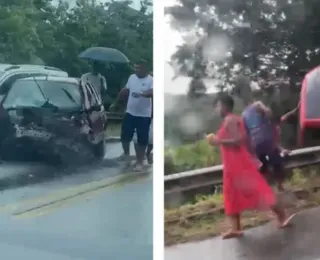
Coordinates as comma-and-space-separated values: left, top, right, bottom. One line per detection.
165, 140, 220, 175
165, 167, 320, 246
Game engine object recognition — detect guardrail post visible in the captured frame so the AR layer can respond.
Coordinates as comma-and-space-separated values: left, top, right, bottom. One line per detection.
165, 189, 183, 208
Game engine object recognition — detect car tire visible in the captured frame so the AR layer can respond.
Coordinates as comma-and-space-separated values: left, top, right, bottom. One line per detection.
93, 140, 106, 159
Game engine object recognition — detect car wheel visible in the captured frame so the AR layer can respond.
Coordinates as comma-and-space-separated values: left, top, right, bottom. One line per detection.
93, 140, 106, 159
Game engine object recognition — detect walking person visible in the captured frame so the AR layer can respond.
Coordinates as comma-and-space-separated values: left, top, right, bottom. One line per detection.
81, 61, 107, 103
256, 115, 291, 186
239, 84, 286, 191
110, 59, 153, 171
207, 94, 295, 239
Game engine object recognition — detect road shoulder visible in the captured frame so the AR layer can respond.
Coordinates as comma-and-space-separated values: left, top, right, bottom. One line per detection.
166, 206, 320, 260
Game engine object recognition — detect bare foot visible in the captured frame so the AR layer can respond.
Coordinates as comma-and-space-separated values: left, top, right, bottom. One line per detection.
278, 213, 296, 229
221, 230, 243, 240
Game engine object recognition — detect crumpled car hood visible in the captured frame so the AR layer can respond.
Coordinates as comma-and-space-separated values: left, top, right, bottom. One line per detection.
9, 106, 85, 139
5, 108, 94, 158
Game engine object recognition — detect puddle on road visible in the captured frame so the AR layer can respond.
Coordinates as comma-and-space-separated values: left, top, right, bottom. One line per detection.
0, 142, 129, 190
0, 141, 150, 209
104, 142, 135, 160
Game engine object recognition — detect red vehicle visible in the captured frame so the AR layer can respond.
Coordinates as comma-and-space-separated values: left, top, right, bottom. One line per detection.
0, 76, 107, 162
299, 66, 320, 146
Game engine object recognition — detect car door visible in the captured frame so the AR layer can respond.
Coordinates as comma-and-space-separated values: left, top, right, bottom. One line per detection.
0, 73, 39, 122
82, 82, 106, 144
0, 73, 46, 142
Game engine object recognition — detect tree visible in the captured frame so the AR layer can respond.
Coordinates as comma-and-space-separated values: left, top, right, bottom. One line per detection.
165, 0, 320, 103
165, 0, 320, 146
0, 0, 153, 107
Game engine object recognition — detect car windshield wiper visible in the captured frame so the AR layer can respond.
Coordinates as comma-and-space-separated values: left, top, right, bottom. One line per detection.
61, 88, 78, 105
41, 99, 59, 111
31, 76, 47, 102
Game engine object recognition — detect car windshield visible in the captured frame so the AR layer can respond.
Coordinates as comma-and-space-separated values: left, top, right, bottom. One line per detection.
2, 79, 82, 110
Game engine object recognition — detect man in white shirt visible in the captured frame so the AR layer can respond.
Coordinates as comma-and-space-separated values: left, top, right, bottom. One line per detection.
81, 61, 107, 102
110, 60, 153, 171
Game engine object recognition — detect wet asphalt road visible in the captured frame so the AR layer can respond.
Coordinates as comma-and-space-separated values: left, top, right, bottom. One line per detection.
0, 142, 153, 260
165, 207, 320, 260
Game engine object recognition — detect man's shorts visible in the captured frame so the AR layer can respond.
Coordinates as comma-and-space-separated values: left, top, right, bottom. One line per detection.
121, 113, 151, 146
255, 142, 285, 181
133, 120, 153, 145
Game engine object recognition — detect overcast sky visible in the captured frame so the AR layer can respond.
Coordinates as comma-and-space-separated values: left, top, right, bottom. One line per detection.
164, 0, 191, 95
164, 0, 220, 95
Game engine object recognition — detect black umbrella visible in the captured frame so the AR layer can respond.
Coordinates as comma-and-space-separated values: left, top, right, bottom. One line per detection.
79, 47, 130, 63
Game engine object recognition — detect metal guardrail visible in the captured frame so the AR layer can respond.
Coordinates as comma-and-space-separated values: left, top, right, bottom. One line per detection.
164, 146, 320, 208
106, 112, 124, 121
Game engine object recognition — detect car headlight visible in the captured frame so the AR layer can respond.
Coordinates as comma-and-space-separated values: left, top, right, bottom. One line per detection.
8, 110, 22, 124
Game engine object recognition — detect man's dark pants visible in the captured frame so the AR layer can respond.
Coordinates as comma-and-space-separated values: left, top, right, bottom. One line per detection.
255, 141, 285, 183
121, 112, 151, 148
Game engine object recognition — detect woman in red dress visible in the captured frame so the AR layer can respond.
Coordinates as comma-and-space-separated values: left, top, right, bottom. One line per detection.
208, 94, 295, 239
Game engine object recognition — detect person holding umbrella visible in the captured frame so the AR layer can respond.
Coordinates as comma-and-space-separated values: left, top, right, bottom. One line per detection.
79, 47, 130, 103
81, 61, 107, 102
110, 59, 153, 171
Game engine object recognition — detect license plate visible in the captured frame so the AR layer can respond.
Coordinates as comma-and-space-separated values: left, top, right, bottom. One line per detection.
15, 127, 53, 140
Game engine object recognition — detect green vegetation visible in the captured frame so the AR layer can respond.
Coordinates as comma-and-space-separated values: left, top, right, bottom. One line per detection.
164, 140, 220, 175
0, 0, 153, 108
165, 167, 320, 246
164, 0, 307, 144
164, 120, 298, 175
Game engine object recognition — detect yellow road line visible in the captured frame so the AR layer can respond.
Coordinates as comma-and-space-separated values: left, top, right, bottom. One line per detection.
14, 174, 150, 220
0, 169, 151, 216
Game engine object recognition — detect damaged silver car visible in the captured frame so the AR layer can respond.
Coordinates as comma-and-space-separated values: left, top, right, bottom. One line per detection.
0, 76, 107, 163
